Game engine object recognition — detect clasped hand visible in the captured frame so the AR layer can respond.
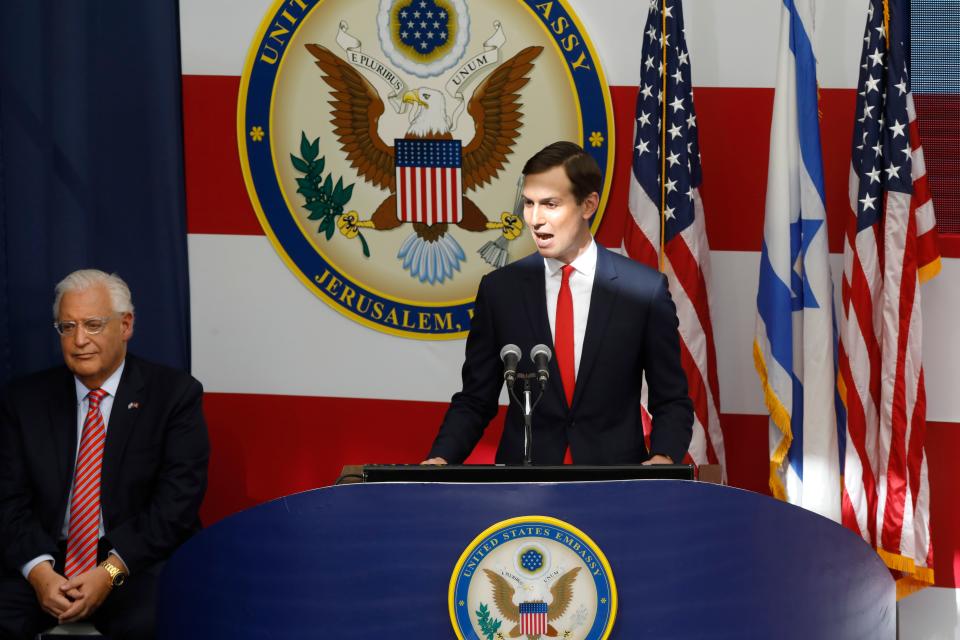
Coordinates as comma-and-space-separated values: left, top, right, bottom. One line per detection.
28, 561, 113, 623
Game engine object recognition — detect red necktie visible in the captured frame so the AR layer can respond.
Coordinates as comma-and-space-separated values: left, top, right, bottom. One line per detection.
556, 265, 575, 464
556, 265, 576, 407
64, 388, 109, 577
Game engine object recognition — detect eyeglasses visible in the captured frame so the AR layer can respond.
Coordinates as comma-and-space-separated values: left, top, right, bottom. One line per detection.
53, 316, 114, 336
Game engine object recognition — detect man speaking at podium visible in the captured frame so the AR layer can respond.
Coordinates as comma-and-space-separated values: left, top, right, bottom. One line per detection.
424, 141, 693, 466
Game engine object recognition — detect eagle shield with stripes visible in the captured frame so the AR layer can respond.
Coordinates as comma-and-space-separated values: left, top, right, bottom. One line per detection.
518, 601, 549, 636
394, 139, 463, 225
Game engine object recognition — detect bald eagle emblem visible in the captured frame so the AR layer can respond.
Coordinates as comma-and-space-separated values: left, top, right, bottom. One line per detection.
239, 0, 613, 338
303, 42, 542, 284
450, 517, 617, 639
483, 567, 581, 638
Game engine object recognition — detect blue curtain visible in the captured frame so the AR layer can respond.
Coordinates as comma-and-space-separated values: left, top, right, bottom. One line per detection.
0, 0, 190, 385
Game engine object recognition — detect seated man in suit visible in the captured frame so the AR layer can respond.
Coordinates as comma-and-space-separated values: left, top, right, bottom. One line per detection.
0, 269, 210, 639
424, 141, 693, 466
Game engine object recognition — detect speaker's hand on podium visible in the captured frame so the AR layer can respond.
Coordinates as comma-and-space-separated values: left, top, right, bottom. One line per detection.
421, 457, 448, 465
642, 454, 674, 465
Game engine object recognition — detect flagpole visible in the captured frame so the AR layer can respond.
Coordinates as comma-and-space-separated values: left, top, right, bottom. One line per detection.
659, 0, 668, 271
882, 0, 890, 45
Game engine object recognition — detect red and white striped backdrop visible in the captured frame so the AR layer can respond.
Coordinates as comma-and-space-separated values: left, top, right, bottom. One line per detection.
179, 0, 960, 633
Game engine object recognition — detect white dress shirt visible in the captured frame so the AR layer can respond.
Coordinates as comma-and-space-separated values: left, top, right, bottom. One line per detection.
544, 239, 597, 377
21, 362, 126, 578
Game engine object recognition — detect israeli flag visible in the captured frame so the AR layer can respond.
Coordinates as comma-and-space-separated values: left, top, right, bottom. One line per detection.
754, 0, 840, 521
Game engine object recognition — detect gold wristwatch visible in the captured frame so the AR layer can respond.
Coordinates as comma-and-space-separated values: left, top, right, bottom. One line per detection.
99, 559, 126, 587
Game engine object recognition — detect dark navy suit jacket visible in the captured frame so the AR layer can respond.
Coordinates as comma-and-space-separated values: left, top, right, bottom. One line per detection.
0, 355, 210, 576
429, 243, 694, 464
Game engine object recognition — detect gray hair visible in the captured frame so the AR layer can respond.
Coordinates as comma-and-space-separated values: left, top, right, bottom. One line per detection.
53, 269, 135, 319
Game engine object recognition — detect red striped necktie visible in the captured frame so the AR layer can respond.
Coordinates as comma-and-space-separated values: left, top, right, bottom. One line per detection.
64, 388, 109, 577
557, 265, 575, 464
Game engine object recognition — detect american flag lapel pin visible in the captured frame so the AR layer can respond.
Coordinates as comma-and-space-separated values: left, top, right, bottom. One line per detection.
128, 401, 140, 410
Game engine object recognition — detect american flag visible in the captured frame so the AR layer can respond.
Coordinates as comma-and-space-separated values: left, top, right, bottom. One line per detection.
623, 0, 726, 476
518, 601, 548, 636
839, 0, 941, 598
394, 138, 463, 225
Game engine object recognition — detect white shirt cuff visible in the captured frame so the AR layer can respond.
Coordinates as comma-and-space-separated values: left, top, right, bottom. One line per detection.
21, 555, 55, 580
108, 548, 129, 574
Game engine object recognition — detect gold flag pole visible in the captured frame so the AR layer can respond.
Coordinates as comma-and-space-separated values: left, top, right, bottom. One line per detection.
882, 0, 891, 47
659, 0, 669, 271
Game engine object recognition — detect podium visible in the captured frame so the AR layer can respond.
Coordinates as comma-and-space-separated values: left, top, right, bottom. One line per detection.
158, 479, 894, 639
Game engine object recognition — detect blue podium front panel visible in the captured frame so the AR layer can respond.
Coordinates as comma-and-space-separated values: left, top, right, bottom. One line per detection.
158, 481, 893, 639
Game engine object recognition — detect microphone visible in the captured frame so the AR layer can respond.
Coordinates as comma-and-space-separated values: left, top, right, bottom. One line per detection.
531, 344, 552, 387
500, 344, 521, 388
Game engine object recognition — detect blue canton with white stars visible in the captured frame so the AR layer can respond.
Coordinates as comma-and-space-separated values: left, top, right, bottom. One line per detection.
519, 548, 544, 573
397, 0, 450, 55
519, 602, 548, 614
851, 0, 914, 233
633, 0, 703, 244
395, 139, 462, 168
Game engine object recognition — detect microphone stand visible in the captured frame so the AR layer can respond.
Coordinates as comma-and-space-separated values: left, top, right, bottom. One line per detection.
522, 377, 534, 466
508, 373, 545, 466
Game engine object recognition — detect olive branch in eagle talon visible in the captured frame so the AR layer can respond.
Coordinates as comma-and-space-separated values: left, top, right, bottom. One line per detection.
304, 43, 542, 282
290, 133, 369, 257
475, 602, 503, 640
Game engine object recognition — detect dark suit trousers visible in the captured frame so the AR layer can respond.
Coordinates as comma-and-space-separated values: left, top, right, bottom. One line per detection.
0, 541, 159, 640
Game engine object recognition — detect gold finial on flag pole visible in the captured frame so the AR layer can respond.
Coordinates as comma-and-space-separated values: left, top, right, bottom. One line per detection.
882, 0, 891, 47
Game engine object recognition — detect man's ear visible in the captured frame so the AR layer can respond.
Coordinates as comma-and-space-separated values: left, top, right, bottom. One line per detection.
120, 313, 135, 342
582, 192, 600, 219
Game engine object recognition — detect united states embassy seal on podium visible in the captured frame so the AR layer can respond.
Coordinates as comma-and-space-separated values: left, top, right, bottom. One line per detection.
449, 516, 617, 639
238, 0, 613, 339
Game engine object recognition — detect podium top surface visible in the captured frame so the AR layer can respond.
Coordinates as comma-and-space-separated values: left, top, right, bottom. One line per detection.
359, 463, 695, 483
